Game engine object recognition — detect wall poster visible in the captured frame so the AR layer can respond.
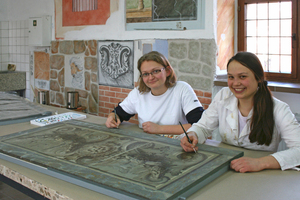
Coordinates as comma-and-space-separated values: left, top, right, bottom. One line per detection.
54, 0, 118, 39
126, 0, 205, 30
65, 55, 85, 90
98, 40, 134, 89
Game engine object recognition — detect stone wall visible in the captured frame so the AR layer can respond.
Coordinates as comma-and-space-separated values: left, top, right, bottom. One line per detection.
45, 39, 216, 122
168, 39, 217, 92
49, 40, 99, 114
98, 39, 217, 124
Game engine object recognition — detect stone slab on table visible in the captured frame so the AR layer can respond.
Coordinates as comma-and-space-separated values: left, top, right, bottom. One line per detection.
0, 92, 52, 126
0, 120, 243, 200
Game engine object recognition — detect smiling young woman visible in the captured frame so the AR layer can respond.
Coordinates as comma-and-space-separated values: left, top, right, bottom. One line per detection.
105, 51, 204, 138
180, 51, 300, 173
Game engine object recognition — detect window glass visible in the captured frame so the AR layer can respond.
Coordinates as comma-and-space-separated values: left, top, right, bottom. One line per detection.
246, 21, 256, 36
269, 3, 280, 19
269, 37, 280, 54
269, 20, 280, 37
257, 54, 269, 71
257, 3, 268, 19
257, 20, 268, 36
281, 2, 292, 18
281, 38, 291, 55
281, 19, 291, 36
244, 1, 292, 75
247, 37, 257, 53
269, 55, 280, 72
246, 4, 256, 19
257, 37, 268, 54
281, 55, 292, 73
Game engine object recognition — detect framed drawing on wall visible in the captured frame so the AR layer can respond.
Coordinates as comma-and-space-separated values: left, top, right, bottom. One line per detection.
65, 55, 85, 90
126, 0, 205, 30
98, 40, 134, 89
54, 0, 115, 39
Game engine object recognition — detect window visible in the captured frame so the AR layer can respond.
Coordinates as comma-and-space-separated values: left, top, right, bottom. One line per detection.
238, 0, 300, 82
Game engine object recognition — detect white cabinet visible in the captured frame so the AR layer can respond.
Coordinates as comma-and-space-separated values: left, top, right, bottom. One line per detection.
28, 16, 51, 46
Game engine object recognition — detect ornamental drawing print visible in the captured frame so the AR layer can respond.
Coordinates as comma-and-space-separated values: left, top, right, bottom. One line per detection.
65, 55, 85, 90
98, 40, 134, 88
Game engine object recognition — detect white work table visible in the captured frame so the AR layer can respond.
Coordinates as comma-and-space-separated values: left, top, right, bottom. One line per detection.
0, 105, 299, 200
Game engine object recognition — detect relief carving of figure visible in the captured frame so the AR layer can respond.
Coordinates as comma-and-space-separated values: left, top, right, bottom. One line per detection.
69, 56, 84, 89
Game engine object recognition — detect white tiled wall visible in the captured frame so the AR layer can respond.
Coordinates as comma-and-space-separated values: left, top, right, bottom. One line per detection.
0, 21, 9, 71
0, 23, 1, 68
0, 20, 30, 99
9, 20, 30, 98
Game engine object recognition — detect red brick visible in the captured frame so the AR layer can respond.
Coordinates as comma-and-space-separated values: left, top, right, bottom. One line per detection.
194, 90, 204, 96
204, 92, 212, 98
200, 97, 211, 104
105, 102, 117, 109
99, 96, 109, 102
110, 97, 122, 104
98, 113, 105, 117
122, 88, 132, 93
99, 90, 105, 95
99, 101, 105, 107
110, 87, 122, 92
99, 107, 109, 113
105, 91, 116, 97
116, 92, 127, 99
99, 85, 110, 90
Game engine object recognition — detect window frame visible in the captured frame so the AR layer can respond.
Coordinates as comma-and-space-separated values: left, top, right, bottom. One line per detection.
238, 0, 300, 82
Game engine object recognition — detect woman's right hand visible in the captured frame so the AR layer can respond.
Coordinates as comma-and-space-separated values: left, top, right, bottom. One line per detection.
105, 113, 120, 128
180, 131, 198, 152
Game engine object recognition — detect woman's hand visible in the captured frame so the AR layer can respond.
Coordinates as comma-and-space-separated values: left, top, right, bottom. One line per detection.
142, 121, 161, 134
180, 131, 198, 152
230, 156, 280, 173
105, 113, 120, 128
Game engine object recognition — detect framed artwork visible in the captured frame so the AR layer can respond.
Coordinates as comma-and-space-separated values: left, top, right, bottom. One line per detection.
62, 0, 110, 26
55, 0, 117, 39
0, 120, 243, 199
126, 0, 205, 30
98, 40, 134, 89
65, 55, 85, 90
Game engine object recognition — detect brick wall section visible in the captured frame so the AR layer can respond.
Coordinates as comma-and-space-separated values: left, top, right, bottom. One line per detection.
98, 86, 211, 125
195, 90, 212, 109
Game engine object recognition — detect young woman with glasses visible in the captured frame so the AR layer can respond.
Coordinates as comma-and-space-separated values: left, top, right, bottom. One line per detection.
105, 51, 204, 138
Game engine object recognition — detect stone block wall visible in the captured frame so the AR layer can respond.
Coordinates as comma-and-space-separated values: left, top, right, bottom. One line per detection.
46, 39, 216, 123
98, 39, 217, 124
49, 40, 99, 114
168, 39, 217, 92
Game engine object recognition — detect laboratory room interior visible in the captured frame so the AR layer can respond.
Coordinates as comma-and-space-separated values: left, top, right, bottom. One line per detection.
0, 0, 299, 200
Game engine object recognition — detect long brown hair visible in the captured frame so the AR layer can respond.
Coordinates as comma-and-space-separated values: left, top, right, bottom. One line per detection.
137, 51, 177, 93
227, 52, 274, 145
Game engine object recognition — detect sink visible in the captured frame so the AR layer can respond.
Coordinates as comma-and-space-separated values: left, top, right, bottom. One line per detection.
0, 71, 26, 92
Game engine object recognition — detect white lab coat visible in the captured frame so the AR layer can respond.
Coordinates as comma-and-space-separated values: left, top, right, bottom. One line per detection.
187, 87, 300, 170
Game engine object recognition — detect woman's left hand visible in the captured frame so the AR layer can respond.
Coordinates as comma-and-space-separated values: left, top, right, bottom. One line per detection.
142, 121, 160, 134
230, 156, 280, 173
230, 157, 263, 173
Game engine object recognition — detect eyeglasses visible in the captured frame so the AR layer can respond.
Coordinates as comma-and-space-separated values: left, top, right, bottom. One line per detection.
140, 68, 165, 78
